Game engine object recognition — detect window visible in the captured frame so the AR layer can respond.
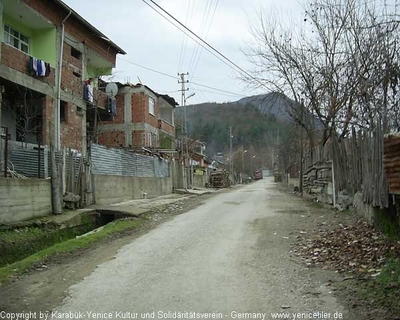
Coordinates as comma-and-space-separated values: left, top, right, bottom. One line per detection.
71, 47, 82, 60
4, 25, 29, 54
148, 132, 153, 147
60, 101, 68, 123
149, 96, 155, 115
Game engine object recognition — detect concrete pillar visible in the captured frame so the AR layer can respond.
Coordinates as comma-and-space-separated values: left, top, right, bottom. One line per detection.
124, 90, 132, 147
42, 95, 54, 146
0, 0, 3, 61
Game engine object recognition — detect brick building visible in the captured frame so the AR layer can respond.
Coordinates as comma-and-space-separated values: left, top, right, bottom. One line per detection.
0, 0, 125, 152
97, 83, 178, 150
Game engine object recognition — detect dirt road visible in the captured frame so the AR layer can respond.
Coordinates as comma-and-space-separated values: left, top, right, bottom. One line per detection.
2, 178, 360, 319
50, 178, 353, 319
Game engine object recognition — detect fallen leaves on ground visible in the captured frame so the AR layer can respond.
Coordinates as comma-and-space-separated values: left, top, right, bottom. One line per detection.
293, 220, 400, 275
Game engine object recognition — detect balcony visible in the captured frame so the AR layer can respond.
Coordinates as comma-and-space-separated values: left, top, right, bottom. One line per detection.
1, 43, 55, 86
158, 119, 175, 137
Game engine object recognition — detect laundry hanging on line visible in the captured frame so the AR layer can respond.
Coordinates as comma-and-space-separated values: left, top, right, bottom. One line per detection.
107, 96, 117, 116
84, 80, 94, 103
29, 56, 50, 77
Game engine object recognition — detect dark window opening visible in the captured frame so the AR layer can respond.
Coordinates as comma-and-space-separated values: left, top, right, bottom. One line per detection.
73, 71, 81, 78
60, 101, 67, 123
98, 108, 112, 121
71, 47, 82, 60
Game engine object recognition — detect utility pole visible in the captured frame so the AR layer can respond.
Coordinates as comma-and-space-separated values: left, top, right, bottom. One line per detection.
229, 126, 233, 184
299, 99, 304, 196
178, 72, 189, 188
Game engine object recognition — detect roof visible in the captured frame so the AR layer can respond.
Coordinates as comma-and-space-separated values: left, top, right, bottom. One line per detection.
159, 94, 179, 107
55, 0, 126, 55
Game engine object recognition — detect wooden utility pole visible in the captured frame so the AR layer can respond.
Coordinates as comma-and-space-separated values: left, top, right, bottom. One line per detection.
299, 99, 304, 195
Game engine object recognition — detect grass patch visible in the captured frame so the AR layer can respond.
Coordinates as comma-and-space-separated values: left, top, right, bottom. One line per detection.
0, 219, 141, 284
356, 258, 400, 317
0, 223, 96, 267
308, 201, 323, 208
378, 257, 400, 286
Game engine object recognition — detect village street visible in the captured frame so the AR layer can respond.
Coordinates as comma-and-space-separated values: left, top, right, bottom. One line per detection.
36, 178, 354, 320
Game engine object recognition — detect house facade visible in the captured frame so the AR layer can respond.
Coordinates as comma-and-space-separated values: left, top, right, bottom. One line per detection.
0, 0, 125, 152
97, 83, 177, 149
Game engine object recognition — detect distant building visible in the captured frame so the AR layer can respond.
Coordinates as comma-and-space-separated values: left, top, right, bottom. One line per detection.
97, 83, 177, 149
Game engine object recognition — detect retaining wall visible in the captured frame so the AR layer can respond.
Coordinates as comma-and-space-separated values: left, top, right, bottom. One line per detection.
0, 178, 52, 223
94, 174, 173, 205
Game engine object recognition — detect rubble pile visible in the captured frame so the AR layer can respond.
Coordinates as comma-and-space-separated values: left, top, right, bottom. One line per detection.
294, 220, 400, 275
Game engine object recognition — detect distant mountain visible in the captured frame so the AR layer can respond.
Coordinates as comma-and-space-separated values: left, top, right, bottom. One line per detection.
236, 92, 296, 123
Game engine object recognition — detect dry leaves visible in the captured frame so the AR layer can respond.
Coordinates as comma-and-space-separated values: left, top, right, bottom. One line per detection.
294, 220, 400, 275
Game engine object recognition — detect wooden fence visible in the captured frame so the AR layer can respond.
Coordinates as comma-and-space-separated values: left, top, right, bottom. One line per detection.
303, 126, 389, 208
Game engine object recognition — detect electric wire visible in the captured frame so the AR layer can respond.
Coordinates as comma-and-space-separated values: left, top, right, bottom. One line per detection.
141, 0, 247, 78
177, 0, 192, 72
190, 0, 219, 80
118, 57, 179, 80
187, 0, 212, 74
118, 57, 242, 98
142, 0, 267, 88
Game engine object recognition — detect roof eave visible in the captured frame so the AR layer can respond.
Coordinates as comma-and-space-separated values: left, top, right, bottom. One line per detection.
55, 0, 127, 55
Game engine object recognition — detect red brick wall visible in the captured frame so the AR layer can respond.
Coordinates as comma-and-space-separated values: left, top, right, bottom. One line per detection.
98, 130, 125, 147
21, 0, 119, 65
132, 130, 144, 146
132, 93, 145, 123
61, 43, 83, 97
131, 92, 159, 127
1, 43, 55, 86
60, 102, 83, 150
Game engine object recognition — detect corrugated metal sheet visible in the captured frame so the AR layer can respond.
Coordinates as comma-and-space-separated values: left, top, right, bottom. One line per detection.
383, 133, 400, 194
91, 144, 169, 178
8, 148, 47, 178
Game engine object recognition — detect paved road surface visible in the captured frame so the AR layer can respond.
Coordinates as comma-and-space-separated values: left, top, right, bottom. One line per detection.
54, 178, 347, 319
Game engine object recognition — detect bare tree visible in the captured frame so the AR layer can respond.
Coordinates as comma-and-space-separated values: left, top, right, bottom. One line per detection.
2, 86, 43, 144
244, 0, 400, 142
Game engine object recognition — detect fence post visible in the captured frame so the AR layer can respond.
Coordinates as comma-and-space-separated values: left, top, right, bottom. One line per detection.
3, 127, 8, 178
331, 158, 336, 207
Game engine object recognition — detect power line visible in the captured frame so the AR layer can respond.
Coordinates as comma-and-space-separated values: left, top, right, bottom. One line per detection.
141, 0, 237, 74
191, 87, 245, 98
177, 0, 192, 72
188, 0, 212, 74
191, 81, 244, 97
143, 0, 266, 88
118, 57, 179, 80
190, 0, 219, 80
118, 56, 243, 98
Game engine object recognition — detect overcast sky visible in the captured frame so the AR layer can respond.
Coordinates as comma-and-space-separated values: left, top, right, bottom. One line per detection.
63, 0, 304, 105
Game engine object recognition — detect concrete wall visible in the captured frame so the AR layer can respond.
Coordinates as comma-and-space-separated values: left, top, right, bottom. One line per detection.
193, 174, 208, 189
94, 174, 173, 205
0, 178, 52, 223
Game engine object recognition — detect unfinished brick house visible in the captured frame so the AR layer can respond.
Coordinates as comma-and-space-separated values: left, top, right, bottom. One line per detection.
0, 0, 125, 152
97, 83, 178, 150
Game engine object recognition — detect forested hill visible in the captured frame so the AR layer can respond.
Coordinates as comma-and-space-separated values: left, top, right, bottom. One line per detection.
179, 97, 292, 157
